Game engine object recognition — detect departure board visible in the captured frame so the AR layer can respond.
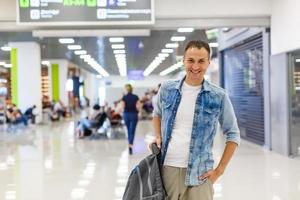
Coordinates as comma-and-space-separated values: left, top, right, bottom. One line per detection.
17, 0, 154, 25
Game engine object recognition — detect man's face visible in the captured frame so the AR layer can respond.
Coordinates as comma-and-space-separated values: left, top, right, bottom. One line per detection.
183, 47, 210, 85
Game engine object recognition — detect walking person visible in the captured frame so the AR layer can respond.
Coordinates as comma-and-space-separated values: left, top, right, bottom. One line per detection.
122, 84, 140, 155
152, 40, 240, 200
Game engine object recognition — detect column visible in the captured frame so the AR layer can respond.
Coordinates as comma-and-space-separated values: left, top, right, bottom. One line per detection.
9, 42, 42, 123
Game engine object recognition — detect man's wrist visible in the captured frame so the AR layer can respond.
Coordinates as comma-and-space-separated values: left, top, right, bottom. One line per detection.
215, 165, 225, 175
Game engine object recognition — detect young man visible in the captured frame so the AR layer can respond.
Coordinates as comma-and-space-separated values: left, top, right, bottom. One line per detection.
152, 40, 240, 200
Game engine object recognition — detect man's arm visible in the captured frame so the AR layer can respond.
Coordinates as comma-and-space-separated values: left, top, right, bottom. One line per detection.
200, 141, 237, 183
153, 116, 162, 148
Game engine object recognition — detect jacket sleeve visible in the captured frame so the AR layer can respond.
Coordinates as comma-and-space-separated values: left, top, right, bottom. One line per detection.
219, 92, 241, 145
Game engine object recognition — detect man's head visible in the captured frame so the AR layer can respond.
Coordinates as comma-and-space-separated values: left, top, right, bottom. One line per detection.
183, 40, 211, 86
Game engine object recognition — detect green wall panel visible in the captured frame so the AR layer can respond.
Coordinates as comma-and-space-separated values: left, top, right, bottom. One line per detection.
51, 64, 60, 101
11, 48, 18, 106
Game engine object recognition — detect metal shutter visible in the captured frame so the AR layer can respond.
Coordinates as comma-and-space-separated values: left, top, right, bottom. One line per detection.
221, 33, 265, 145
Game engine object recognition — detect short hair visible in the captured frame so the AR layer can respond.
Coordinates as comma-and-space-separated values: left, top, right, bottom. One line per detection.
125, 84, 133, 93
93, 104, 100, 110
184, 40, 211, 59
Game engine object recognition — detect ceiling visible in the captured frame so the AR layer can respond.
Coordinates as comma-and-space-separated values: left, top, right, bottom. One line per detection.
0, 29, 217, 76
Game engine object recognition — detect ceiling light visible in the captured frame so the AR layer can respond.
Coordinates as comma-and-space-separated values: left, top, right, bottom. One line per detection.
1, 46, 12, 51
160, 61, 183, 76
4, 64, 12, 68
296, 59, 300, 63
115, 54, 126, 58
109, 37, 124, 43
209, 42, 219, 48
0, 61, 6, 66
171, 36, 186, 42
114, 50, 126, 54
158, 53, 169, 58
41, 60, 50, 65
177, 27, 194, 33
80, 55, 91, 59
67, 45, 81, 50
59, 38, 74, 44
165, 43, 179, 48
111, 44, 125, 49
74, 50, 87, 55
161, 49, 174, 53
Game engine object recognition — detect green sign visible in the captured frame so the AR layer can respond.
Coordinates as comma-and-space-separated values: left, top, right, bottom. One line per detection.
19, 0, 29, 8
87, 0, 97, 7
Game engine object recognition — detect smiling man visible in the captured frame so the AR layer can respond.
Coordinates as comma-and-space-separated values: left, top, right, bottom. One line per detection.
152, 40, 240, 200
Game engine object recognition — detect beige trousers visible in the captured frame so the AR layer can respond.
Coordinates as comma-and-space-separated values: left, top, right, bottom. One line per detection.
162, 166, 214, 200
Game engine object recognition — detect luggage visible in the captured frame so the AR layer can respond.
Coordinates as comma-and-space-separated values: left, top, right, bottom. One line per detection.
123, 143, 168, 200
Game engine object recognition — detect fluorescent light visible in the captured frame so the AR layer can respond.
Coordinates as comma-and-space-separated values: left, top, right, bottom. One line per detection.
59, 38, 74, 44
158, 53, 169, 58
67, 45, 81, 50
114, 50, 126, 54
165, 43, 179, 48
80, 55, 91, 59
177, 27, 194, 33
160, 62, 183, 76
296, 59, 300, 63
115, 54, 126, 58
109, 37, 124, 43
161, 49, 174, 53
171, 36, 186, 42
209, 42, 219, 48
0, 61, 6, 66
111, 44, 125, 49
4, 64, 12, 68
1, 46, 11, 51
41, 60, 50, 65
74, 50, 87, 55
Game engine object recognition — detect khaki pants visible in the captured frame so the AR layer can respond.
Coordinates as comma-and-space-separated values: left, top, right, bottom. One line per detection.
162, 166, 214, 200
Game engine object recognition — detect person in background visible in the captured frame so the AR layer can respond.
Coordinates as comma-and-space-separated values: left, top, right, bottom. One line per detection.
121, 84, 140, 155
152, 40, 240, 200
75, 104, 105, 138
24, 105, 37, 124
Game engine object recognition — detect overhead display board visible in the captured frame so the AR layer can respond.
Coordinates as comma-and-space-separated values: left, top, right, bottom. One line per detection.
17, 0, 154, 26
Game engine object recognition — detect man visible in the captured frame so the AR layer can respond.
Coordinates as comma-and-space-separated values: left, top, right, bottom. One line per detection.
152, 40, 240, 200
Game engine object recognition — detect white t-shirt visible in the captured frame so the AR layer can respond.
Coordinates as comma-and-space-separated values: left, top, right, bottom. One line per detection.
164, 81, 202, 168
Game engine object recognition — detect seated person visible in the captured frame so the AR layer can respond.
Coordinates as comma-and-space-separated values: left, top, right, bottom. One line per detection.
6, 104, 28, 126
76, 104, 107, 138
24, 105, 37, 124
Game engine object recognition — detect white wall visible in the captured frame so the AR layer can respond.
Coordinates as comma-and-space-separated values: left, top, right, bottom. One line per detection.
271, 0, 300, 54
9, 42, 42, 122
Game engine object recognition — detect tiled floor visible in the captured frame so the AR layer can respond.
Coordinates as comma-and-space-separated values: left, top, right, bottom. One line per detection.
0, 119, 300, 200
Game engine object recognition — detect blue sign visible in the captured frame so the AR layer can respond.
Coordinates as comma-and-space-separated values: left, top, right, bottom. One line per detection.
128, 70, 144, 80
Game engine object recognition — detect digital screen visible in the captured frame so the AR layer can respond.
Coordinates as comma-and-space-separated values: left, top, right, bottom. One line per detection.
17, 0, 154, 26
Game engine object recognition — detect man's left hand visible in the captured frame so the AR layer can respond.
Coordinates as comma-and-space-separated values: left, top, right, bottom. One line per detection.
199, 167, 224, 184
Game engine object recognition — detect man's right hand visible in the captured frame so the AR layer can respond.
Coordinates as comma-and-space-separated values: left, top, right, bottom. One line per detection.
148, 137, 162, 152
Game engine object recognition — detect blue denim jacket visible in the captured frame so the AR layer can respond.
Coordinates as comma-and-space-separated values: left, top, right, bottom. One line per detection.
153, 77, 240, 186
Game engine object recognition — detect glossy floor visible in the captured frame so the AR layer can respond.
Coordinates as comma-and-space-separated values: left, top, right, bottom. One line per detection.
0, 120, 300, 200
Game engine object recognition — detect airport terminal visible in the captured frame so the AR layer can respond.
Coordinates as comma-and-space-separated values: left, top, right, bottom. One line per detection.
0, 0, 300, 199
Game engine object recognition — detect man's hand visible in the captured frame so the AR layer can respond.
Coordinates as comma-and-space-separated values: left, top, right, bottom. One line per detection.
199, 167, 224, 184
148, 136, 162, 152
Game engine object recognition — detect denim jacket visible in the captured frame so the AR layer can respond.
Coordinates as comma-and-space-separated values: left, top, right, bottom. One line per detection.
153, 77, 240, 186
